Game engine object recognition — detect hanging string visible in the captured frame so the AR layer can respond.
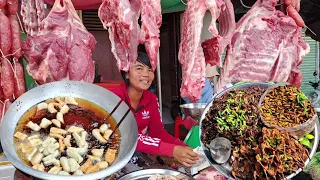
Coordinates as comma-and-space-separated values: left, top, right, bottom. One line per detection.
180, 0, 187, 6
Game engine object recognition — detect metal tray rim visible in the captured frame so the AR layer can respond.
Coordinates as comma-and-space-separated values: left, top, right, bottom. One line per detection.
117, 168, 194, 180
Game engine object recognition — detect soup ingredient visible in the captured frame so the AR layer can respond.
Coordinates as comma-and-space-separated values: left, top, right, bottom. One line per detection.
14, 97, 119, 175
26, 121, 41, 131
14, 132, 27, 141
92, 129, 107, 144
260, 85, 316, 128
37, 102, 48, 111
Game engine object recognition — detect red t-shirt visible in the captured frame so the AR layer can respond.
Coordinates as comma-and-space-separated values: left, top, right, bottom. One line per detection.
111, 84, 186, 157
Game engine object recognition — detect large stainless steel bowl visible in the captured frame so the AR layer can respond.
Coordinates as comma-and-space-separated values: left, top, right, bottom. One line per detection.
0, 81, 138, 180
180, 103, 207, 120
199, 82, 320, 179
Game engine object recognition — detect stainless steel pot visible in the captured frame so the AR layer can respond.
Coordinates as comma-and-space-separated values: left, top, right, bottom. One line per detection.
0, 81, 138, 180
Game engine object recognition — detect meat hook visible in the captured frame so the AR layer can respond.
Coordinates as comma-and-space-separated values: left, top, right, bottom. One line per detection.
240, 0, 284, 9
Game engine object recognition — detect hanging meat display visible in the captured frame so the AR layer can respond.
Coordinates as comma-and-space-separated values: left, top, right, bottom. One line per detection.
0, 0, 26, 124
21, 0, 96, 85
215, 0, 309, 92
178, 0, 236, 102
98, 0, 162, 72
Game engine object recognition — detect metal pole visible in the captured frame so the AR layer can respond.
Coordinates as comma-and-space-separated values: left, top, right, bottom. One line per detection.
157, 53, 162, 118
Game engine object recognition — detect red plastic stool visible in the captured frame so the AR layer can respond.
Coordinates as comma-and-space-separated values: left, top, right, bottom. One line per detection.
174, 116, 188, 138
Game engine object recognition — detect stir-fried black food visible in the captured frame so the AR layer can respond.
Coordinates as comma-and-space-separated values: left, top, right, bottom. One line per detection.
202, 87, 265, 179
201, 86, 309, 180
256, 128, 308, 180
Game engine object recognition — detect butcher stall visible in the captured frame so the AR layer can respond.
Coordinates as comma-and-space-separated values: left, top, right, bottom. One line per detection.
0, 0, 320, 179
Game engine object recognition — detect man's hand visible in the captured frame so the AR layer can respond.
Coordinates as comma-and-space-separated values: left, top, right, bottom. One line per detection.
172, 146, 199, 167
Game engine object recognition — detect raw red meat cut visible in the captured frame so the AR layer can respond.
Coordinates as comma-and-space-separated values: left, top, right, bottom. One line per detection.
98, 0, 140, 72
1, 57, 15, 101
9, 15, 22, 59
0, 11, 12, 56
0, 0, 5, 8
13, 58, 26, 99
6, 0, 18, 15
21, 0, 45, 36
178, 0, 235, 102
22, 0, 96, 84
215, 0, 309, 92
194, 167, 226, 180
140, 0, 162, 71
98, 0, 162, 72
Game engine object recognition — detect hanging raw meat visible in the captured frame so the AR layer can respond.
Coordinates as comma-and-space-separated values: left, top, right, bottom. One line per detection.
9, 15, 22, 59
215, 0, 309, 92
178, 0, 235, 102
139, 0, 162, 71
13, 58, 26, 99
1, 57, 15, 101
21, 0, 45, 36
98, 0, 162, 72
7, 0, 18, 15
0, 11, 12, 56
22, 0, 96, 84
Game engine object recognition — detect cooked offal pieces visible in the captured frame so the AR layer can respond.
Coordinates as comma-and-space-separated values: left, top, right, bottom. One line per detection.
56, 112, 64, 123
73, 170, 83, 176
32, 163, 45, 172
37, 102, 48, 111
31, 152, 43, 165
80, 159, 92, 172
58, 171, 70, 175
103, 129, 113, 141
72, 132, 86, 147
60, 104, 70, 114
87, 155, 101, 162
48, 103, 61, 113
64, 135, 72, 147
67, 146, 88, 156
92, 129, 107, 144
26, 121, 41, 131
40, 118, 52, 128
48, 166, 61, 174
51, 119, 61, 128
50, 127, 67, 135
105, 149, 117, 164
60, 157, 70, 172
68, 158, 80, 172
91, 149, 104, 158
14, 132, 27, 140
96, 161, 108, 169
99, 124, 109, 133
66, 149, 83, 164
67, 126, 84, 133
65, 96, 78, 105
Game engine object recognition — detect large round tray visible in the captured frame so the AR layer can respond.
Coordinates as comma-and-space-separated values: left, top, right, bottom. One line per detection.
117, 169, 194, 180
199, 82, 320, 179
